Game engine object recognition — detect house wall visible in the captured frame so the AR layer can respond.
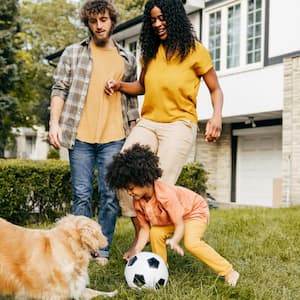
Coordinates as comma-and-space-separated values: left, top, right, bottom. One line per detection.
197, 64, 284, 121
268, 0, 300, 57
282, 56, 300, 206
195, 123, 231, 203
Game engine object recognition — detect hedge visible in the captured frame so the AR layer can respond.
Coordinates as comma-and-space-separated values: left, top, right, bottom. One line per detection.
0, 160, 208, 224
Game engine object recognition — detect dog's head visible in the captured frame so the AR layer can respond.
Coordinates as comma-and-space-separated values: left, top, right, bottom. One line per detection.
56, 215, 108, 253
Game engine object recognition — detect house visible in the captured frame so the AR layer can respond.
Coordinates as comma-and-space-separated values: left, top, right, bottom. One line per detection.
112, 0, 300, 207
4, 126, 50, 160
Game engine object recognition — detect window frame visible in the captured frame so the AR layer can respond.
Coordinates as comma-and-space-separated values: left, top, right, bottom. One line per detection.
202, 0, 265, 75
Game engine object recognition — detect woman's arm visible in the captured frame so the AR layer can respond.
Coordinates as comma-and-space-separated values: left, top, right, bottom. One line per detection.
203, 68, 223, 142
105, 69, 145, 96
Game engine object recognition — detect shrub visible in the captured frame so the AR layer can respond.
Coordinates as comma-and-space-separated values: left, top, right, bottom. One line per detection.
176, 162, 208, 196
0, 159, 72, 224
47, 148, 60, 159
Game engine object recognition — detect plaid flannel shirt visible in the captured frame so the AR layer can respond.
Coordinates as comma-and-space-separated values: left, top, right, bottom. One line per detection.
51, 37, 139, 149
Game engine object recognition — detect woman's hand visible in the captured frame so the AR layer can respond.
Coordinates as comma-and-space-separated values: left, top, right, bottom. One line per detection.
105, 79, 120, 96
205, 113, 222, 142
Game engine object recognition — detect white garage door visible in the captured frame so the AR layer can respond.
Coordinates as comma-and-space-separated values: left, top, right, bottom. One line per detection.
235, 126, 282, 207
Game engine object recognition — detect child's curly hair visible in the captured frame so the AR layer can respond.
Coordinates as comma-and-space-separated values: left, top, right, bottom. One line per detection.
106, 143, 162, 190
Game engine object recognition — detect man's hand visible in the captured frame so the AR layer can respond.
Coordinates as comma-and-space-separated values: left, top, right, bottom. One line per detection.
48, 123, 62, 149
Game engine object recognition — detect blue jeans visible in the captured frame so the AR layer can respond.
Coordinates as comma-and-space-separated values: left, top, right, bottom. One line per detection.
69, 139, 124, 258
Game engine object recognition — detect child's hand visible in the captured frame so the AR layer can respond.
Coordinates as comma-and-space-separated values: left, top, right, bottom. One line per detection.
166, 238, 184, 256
123, 248, 139, 261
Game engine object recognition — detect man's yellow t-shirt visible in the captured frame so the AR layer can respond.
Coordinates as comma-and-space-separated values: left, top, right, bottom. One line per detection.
142, 41, 213, 124
77, 40, 125, 143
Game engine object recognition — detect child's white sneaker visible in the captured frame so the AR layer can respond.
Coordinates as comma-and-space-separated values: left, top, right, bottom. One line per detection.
225, 270, 240, 287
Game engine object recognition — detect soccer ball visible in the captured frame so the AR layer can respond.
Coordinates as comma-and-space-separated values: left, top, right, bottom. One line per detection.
124, 251, 169, 289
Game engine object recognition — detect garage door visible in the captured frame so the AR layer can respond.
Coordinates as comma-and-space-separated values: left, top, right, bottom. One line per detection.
234, 126, 282, 207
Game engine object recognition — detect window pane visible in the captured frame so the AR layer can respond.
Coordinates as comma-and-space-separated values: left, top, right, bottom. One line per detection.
208, 11, 221, 71
227, 4, 241, 68
129, 41, 137, 58
247, 0, 262, 64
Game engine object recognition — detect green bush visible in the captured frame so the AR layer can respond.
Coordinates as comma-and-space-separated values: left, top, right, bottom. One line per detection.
0, 159, 72, 224
176, 162, 208, 196
0, 160, 209, 224
47, 148, 60, 159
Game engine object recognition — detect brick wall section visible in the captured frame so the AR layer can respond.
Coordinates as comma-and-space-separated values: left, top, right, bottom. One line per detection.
283, 56, 300, 206
194, 123, 232, 203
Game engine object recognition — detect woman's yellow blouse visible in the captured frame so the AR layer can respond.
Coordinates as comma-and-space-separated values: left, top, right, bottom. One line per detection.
142, 41, 213, 124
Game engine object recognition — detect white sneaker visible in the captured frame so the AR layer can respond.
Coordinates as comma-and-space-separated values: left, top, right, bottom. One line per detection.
225, 270, 240, 287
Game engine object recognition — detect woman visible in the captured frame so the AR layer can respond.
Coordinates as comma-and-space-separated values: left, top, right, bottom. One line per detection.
105, 0, 223, 233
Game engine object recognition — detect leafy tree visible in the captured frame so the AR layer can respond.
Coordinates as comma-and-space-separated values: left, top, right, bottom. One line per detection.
16, 0, 86, 130
0, 0, 27, 157
114, 0, 144, 23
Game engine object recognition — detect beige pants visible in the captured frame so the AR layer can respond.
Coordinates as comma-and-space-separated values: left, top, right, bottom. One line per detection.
118, 118, 197, 217
150, 220, 233, 276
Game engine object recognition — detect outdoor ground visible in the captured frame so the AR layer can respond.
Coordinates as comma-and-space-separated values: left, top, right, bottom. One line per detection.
87, 206, 300, 300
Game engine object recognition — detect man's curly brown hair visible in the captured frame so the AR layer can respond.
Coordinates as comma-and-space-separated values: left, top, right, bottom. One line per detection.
106, 143, 162, 190
80, 0, 118, 28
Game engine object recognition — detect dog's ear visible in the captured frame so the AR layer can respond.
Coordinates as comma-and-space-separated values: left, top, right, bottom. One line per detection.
77, 218, 108, 252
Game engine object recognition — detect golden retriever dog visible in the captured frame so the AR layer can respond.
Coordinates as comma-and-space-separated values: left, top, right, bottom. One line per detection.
0, 215, 118, 299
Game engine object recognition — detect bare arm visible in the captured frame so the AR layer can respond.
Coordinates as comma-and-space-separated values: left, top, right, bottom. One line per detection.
48, 96, 64, 149
105, 69, 145, 96
165, 219, 184, 256
123, 223, 150, 260
203, 68, 223, 142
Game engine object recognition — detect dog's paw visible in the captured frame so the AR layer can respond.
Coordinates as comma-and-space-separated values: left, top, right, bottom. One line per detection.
83, 288, 118, 299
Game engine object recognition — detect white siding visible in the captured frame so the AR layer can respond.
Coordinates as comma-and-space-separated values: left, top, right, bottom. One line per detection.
268, 0, 300, 57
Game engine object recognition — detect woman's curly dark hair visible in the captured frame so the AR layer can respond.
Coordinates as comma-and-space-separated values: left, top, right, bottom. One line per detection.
80, 0, 118, 28
106, 143, 162, 190
140, 0, 196, 67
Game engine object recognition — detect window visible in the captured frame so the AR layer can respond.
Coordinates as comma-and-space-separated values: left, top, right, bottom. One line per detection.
247, 0, 262, 64
227, 4, 241, 68
209, 11, 221, 70
205, 0, 264, 72
129, 41, 137, 58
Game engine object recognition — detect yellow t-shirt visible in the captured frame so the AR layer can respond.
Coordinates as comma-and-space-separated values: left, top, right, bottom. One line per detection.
142, 41, 213, 124
77, 40, 125, 143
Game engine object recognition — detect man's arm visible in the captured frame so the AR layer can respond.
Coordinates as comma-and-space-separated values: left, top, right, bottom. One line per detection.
48, 96, 64, 149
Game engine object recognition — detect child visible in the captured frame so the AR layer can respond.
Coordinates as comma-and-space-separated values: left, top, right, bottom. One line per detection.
106, 143, 239, 286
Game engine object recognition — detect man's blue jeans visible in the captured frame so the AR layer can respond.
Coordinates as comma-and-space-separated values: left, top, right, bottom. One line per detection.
69, 139, 124, 258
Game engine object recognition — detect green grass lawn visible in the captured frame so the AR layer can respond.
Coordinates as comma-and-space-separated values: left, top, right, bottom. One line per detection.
87, 206, 300, 300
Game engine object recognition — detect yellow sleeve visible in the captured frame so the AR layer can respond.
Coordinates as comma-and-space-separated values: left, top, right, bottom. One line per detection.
193, 41, 213, 76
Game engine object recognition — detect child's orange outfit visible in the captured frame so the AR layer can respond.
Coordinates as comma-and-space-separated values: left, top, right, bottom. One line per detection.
134, 180, 233, 277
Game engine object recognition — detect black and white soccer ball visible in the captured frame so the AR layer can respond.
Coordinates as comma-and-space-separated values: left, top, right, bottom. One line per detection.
124, 251, 169, 289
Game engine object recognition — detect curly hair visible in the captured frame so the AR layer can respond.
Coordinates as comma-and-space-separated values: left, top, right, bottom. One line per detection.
80, 0, 118, 28
140, 0, 196, 67
106, 143, 162, 190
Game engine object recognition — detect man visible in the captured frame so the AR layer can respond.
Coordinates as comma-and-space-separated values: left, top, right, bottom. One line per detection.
49, 0, 139, 265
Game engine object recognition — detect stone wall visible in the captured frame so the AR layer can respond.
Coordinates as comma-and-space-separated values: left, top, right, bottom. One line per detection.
282, 56, 300, 206
194, 123, 232, 203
